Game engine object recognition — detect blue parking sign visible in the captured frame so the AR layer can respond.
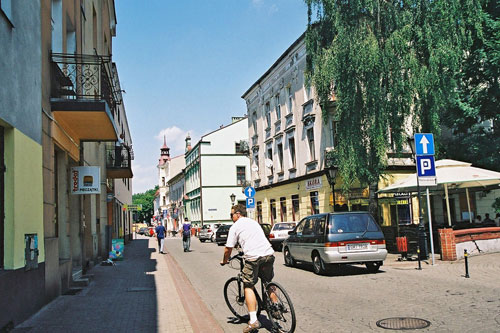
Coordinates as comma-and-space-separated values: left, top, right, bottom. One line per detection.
416, 156, 436, 177
246, 197, 255, 209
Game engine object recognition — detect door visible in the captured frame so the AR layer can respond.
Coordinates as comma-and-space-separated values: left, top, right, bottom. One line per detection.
287, 219, 304, 261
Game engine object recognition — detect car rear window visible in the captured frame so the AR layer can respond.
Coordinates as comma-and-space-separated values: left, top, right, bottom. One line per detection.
272, 223, 296, 231
328, 214, 380, 234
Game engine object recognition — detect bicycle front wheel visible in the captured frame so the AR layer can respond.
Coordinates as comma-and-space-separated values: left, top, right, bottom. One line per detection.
223, 277, 261, 321
265, 281, 296, 333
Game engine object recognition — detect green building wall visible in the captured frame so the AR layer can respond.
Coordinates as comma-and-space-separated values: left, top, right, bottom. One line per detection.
4, 128, 44, 269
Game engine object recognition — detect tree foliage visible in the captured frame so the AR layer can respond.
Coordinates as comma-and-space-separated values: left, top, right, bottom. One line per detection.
305, 0, 490, 189
132, 185, 159, 223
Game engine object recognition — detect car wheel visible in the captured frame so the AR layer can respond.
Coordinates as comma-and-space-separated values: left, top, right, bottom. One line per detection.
365, 262, 381, 273
211, 234, 215, 242
200, 239, 206, 243
312, 252, 327, 275
283, 247, 295, 267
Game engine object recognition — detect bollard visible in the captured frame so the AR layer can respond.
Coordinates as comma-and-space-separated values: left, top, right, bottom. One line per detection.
464, 249, 470, 278
417, 246, 422, 270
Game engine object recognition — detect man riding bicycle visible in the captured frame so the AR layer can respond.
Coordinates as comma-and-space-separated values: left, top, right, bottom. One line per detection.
221, 204, 275, 333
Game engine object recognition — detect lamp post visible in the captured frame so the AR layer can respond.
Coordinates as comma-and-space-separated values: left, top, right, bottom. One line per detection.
408, 137, 428, 261
230, 193, 236, 206
325, 152, 338, 212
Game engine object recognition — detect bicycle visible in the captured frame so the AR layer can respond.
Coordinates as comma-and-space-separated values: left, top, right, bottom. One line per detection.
222, 252, 296, 333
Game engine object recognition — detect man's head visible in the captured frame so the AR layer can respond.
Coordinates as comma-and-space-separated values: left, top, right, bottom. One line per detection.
184, 217, 188, 222
485, 213, 490, 219
230, 204, 247, 222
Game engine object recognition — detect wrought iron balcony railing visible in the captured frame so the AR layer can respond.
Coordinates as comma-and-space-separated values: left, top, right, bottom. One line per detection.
50, 53, 119, 117
106, 144, 133, 178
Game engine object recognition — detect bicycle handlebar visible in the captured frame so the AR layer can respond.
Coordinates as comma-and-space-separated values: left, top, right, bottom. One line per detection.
220, 252, 244, 266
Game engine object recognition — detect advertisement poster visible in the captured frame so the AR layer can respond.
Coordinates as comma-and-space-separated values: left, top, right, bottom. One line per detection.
109, 238, 124, 260
71, 166, 101, 194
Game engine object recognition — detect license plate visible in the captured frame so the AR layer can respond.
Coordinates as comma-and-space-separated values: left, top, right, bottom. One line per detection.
221, 235, 227, 238
346, 243, 368, 251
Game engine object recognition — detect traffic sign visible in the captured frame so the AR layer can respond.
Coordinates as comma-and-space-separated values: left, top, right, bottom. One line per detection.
416, 156, 436, 177
246, 197, 255, 209
244, 186, 255, 198
414, 133, 435, 156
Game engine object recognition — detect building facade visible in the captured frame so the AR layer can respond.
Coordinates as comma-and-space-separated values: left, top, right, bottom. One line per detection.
1, 1, 133, 329
242, 33, 414, 227
185, 117, 250, 228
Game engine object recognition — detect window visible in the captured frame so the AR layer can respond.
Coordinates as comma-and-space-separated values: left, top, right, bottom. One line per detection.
288, 137, 296, 168
270, 199, 277, 224
163, 196, 166, 206
304, 84, 312, 101
310, 191, 319, 214
162, 177, 165, 186
292, 194, 299, 221
236, 166, 246, 185
257, 201, 263, 223
280, 197, 286, 222
266, 146, 273, 175
253, 153, 259, 177
275, 94, 281, 120
277, 143, 283, 172
286, 86, 293, 113
307, 128, 316, 161
252, 111, 257, 133
265, 102, 271, 128
235, 142, 241, 153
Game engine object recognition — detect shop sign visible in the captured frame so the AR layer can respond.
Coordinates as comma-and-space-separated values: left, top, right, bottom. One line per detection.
71, 166, 100, 194
305, 177, 322, 191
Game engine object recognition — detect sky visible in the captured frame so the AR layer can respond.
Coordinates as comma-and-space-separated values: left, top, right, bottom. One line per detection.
113, 0, 309, 194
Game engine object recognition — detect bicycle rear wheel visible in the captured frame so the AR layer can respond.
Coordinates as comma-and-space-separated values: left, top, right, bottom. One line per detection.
265, 281, 296, 333
223, 277, 261, 321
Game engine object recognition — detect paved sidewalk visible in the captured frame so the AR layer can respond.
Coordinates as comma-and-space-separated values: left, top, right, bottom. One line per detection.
14, 235, 223, 333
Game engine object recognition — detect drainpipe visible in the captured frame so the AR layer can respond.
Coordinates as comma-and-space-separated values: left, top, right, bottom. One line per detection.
79, 143, 87, 274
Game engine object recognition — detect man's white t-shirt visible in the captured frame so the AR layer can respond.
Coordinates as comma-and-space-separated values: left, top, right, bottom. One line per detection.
226, 217, 274, 260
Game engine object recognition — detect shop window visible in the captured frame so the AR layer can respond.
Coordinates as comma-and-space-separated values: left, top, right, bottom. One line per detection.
310, 191, 319, 214
292, 194, 299, 221
280, 197, 286, 222
270, 199, 276, 224
257, 201, 263, 223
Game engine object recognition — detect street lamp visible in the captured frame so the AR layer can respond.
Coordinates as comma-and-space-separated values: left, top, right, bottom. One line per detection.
407, 136, 428, 262
324, 151, 337, 212
230, 193, 236, 206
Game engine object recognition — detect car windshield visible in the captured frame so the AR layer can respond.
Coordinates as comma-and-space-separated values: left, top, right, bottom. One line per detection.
328, 214, 380, 234
272, 223, 296, 231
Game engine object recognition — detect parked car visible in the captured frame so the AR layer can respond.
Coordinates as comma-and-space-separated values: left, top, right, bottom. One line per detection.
269, 222, 297, 251
215, 224, 232, 246
260, 223, 272, 241
283, 212, 387, 275
138, 227, 148, 235
199, 224, 220, 242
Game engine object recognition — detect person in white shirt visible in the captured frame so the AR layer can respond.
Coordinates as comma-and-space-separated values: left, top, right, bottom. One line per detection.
220, 204, 275, 333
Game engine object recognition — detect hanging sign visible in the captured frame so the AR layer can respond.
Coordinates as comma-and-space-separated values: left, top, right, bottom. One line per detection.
305, 177, 322, 191
71, 166, 100, 194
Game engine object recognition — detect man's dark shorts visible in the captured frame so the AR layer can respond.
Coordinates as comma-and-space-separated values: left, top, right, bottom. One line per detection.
242, 255, 275, 288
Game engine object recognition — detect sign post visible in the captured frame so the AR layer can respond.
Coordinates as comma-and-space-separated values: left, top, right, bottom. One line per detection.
244, 186, 256, 217
414, 133, 436, 265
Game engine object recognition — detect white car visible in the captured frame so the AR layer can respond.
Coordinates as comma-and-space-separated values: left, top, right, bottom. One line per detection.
269, 222, 297, 251
199, 223, 221, 242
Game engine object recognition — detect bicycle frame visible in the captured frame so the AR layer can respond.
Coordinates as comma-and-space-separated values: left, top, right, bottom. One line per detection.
234, 255, 269, 311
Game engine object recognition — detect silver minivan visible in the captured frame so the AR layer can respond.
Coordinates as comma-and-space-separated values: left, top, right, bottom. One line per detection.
282, 212, 387, 275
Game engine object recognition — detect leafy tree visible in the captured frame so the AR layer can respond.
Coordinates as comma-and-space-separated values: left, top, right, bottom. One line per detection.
304, 0, 488, 216
132, 185, 159, 224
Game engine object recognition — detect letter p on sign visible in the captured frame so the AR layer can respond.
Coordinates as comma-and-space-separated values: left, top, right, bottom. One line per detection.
416, 156, 436, 177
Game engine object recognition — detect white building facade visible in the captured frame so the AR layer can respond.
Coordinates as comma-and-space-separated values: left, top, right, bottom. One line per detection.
185, 117, 250, 228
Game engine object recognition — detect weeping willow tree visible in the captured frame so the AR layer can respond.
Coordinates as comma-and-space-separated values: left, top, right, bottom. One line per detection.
305, 0, 487, 215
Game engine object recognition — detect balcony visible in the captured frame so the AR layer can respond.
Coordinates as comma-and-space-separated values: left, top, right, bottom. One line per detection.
50, 53, 119, 142
106, 144, 133, 179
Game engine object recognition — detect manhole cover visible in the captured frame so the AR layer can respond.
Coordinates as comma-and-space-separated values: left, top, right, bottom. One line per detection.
376, 317, 431, 330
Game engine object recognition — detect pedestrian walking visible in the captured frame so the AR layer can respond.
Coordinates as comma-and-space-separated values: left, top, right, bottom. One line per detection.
155, 222, 167, 254
182, 217, 192, 252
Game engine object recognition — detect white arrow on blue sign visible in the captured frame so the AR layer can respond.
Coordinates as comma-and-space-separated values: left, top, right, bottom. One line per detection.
244, 186, 255, 198
246, 197, 255, 209
414, 133, 435, 156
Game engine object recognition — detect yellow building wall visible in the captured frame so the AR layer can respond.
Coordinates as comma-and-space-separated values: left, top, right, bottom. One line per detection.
4, 128, 45, 269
